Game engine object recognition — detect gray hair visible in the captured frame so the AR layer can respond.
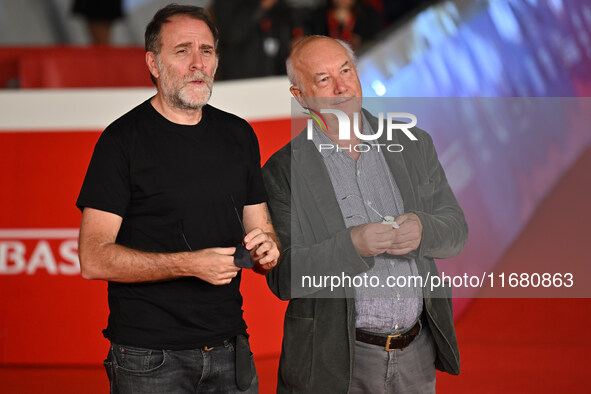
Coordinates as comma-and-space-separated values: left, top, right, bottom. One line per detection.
286, 36, 357, 90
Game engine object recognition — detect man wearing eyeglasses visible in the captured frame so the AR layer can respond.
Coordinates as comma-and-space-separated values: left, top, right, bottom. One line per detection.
262, 35, 468, 393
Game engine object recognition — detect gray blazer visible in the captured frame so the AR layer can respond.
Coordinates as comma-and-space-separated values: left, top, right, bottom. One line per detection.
262, 110, 468, 393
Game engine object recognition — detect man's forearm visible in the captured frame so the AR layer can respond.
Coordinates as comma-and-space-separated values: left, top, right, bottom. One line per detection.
79, 240, 192, 283
79, 239, 240, 285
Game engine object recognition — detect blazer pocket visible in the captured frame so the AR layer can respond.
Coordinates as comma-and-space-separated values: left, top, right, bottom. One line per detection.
280, 315, 314, 390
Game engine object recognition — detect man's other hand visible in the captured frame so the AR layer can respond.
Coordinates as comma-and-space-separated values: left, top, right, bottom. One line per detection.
386, 213, 423, 255
244, 228, 280, 275
192, 247, 240, 285
351, 222, 397, 257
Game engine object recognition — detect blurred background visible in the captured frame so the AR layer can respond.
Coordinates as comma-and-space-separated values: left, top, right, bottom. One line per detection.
1, 0, 591, 393
0, 0, 435, 82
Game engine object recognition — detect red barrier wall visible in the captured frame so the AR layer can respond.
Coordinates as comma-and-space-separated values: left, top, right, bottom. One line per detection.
0, 47, 150, 88
0, 118, 291, 365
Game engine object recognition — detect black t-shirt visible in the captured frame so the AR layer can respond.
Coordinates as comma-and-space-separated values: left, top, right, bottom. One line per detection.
76, 100, 267, 349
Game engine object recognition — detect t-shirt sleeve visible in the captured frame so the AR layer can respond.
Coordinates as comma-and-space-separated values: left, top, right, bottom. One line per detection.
76, 127, 130, 217
245, 124, 268, 206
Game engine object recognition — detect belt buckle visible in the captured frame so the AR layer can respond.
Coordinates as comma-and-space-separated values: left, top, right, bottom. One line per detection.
385, 334, 401, 351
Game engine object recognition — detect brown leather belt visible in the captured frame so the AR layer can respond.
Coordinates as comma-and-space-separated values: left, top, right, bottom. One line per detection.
356, 315, 426, 351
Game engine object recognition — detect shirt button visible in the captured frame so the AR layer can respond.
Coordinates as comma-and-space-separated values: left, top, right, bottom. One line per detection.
395, 324, 399, 330
357, 170, 361, 177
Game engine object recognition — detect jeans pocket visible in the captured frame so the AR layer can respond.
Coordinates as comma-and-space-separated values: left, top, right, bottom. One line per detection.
104, 358, 114, 383
235, 335, 253, 391
104, 358, 122, 394
111, 343, 167, 375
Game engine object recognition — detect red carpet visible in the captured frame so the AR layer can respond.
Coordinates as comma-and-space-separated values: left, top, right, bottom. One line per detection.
437, 147, 591, 393
2, 148, 590, 393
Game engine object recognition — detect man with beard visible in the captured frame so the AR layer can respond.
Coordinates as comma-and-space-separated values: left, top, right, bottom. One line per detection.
76, 4, 279, 393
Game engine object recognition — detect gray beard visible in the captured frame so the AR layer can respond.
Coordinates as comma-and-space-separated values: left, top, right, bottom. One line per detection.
165, 84, 212, 110
156, 56, 214, 110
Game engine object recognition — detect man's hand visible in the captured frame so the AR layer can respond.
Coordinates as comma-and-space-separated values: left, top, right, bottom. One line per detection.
244, 228, 280, 275
350, 222, 397, 257
386, 213, 423, 255
192, 247, 241, 285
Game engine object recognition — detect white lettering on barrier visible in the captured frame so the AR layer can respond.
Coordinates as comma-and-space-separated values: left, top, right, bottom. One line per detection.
0, 241, 26, 274
0, 229, 80, 275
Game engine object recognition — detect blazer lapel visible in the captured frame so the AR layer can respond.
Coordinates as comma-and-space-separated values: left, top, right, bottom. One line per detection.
381, 140, 418, 212
364, 109, 419, 212
291, 133, 347, 234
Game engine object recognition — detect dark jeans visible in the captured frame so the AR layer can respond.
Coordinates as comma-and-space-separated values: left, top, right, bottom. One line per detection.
104, 339, 258, 393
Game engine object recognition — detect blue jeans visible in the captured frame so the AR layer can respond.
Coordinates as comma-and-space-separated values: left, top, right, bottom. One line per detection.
103, 338, 259, 393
